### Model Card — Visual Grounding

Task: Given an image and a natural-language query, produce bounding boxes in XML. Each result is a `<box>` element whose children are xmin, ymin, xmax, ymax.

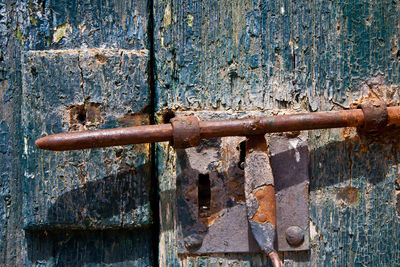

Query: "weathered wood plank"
<box><xmin>22</xmin><ymin>49</ymin><xmax>151</xmax><ymax>229</ymax></box>
<box><xmin>154</xmin><ymin>0</ymin><xmax>400</xmax><ymax>266</ymax></box>
<box><xmin>309</xmin><ymin>128</ymin><xmax>400</xmax><ymax>266</ymax></box>
<box><xmin>1</xmin><ymin>0</ymin><xmax>155</xmax><ymax>266</ymax></box>
<box><xmin>1</xmin><ymin>1</ymin><xmax>26</xmax><ymax>265</ymax></box>
<box><xmin>16</xmin><ymin>0</ymin><xmax>149</xmax><ymax>50</ymax></box>
<box><xmin>155</xmin><ymin>0</ymin><xmax>400</xmax><ymax>112</ymax></box>
<box><xmin>25</xmin><ymin>229</ymin><xmax>154</xmax><ymax>267</ymax></box>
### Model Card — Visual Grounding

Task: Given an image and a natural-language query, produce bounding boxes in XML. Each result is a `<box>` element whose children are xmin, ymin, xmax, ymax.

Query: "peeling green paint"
<box><xmin>1</xmin><ymin>0</ymin><xmax>154</xmax><ymax>266</ymax></box>
<box><xmin>16</xmin><ymin>27</ymin><xmax>24</xmax><ymax>46</ymax></box>
<box><xmin>186</xmin><ymin>14</ymin><xmax>193</xmax><ymax>27</ymax></box>
<box><xmin>22</xmin><ymin>49</ymin><xmax>152</xmax><ymax>229</ymax></box>
<box><xmin>163</xmin><ymin>3</ymin><xmax>172</xmax><ymax>27</ymax></box>
<box><xmin>53</xmin><ymin>22</ymin><xmax>72</xmax><ymax>43</ymax></box>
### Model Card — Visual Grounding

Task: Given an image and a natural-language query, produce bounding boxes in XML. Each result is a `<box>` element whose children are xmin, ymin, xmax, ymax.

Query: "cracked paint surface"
<box><xmin>22</xmin><ymin>49</ymin><xmax>151</xmax><ymax>229</ymax></box>
<box><xmin>154</xmin><ymin>0</ymin><xmax>400</xmax><ymax>266</ymax></box>
<box><xmin>1</xmin><ymin>0</ymin><xmax>400</xmax><ymax>266</ymax></box>
<box><xmin>0</xmin><ymin>0</ymin><xmax>154</xmax><ymax>265</ymax></box>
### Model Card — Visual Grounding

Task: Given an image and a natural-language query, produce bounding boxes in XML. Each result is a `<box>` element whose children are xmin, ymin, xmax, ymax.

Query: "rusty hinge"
<box><xmin>36</xmin><ymin>100</ymin><xmax>398</xmax><ymax>267</ymax></box>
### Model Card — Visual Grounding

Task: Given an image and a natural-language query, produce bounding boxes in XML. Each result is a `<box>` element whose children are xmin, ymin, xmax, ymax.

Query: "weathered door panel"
<box><xmin>21</xmin><ymin>48</ymin><xmax>154</xmax><ymax>266</ymax></box>
<box><xmin>22</xmin><ymin>49</ymin><xmax>151</xmax><ymax>230</ymax></box>
<box><xmin>1</xmin><ymin>0</ymin><xmax>155</xmax><ymax>266</ymax></box>
<box><xmin>154</xmin><ymin>0</ymin><xmax>400</xmax><ymax>266</ymax></box>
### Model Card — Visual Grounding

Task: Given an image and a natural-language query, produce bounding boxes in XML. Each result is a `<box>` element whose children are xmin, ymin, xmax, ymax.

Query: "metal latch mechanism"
<box><xmin>36</xmin><ymin>100</ymin><xmax>399</xmax><ymax>267</ymax></box>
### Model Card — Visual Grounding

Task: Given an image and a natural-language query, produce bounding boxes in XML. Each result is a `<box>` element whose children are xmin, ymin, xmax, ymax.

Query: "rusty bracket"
<box><xmin>171</xmin><ymin>116</ymin><xmax>200</xmax><ymax>149</ymax></box>
<box><xmin>176</xmin><ymin>136</ymin><xmax>262</xmax><ymax>254</ymax></box>
<box><xmin>359</xmin><ymin>100</ymin><xmax>388</xmax><ymax>133</ymax></box>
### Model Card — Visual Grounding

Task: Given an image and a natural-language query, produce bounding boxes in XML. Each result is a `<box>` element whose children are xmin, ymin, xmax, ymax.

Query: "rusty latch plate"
<box><xmin>175</xmin><ymin>113</ymin><xmax>310</xmax><ymax>254</ymax></box>
<box><xmin>269</xmin><ymin>134</ymin><xmax>310</xmax><ymax>251</ymax></box>
<box><xmin>176</xmin><ymin>136</ymin><xmax>261</xmax><ymax>253</ymax></box>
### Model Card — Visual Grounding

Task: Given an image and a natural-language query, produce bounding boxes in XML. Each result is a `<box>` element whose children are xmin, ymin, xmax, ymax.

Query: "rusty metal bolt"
<box><xmin>285</xmin><ymin>226</ymin><xmax>304</xmax><ymax>247</ymax></box>
<box><xmin>183</xmin><ymin>233</ymin><xmax>203</xmax><ymax>251</ymax></box>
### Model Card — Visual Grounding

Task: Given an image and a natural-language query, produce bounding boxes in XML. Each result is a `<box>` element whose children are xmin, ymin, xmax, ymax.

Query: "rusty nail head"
<box><xmin>285</xmin><ymin>226</ymin><xmax>304</xmax><ymax>246</ymax></box>
<box><xmin>183</xmin><ymin>233</ymin><xmax>203</xmax><ymax>251</ymax></box>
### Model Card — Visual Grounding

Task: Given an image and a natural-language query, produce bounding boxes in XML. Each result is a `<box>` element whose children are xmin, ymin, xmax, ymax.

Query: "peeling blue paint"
<box><xmin>154</xmin><ymin>0</ymin><xmax>400</xmax><ymax>265</ymax></box>
<box><xmin>1</xmin><ymin>0</ymin><xmax>400</xmax><ymax>266</ymax></box>
<box><xmin>0</xmin><ymin>121</ymin><xmax>9</xmax><ymax>154</ymax></box>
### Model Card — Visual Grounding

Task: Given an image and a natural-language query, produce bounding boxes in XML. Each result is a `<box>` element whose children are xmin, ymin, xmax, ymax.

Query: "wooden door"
<box><xmin>1</xmin><ymin>0</ymin><xmax>400</xmax><ymax>266</ymax></box>
<box><xmin>1</xmin><ymin>1</ymin><xmax>156</xmax><ymax>266</ymax></box>
<box><xmin>153</xmin><ymin>0</ymin><xmax>400</xmax><ymax>266</ymax></box>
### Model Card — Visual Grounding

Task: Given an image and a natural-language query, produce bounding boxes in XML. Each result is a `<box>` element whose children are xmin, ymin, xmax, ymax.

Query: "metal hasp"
<box><xmin>174</xmin><ymin>132</ymin><xmax>309</xmax><ymax>265</ymax></box>
<box><xmin>243</xmin><ymin>133</ymin><xmax>310</xmax><ymax>266</ymax></box>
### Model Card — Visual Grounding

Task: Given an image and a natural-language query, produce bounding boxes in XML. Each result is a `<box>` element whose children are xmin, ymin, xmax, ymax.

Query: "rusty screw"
<box><xmin>183</xmin><ymin>232</ymin><xmax>203</xmax><ymax>251</ymax></box>
<box><xmin>285</xmin><ymin>226</ymin><xmax>304</xmax><ymax>246</ymax></box>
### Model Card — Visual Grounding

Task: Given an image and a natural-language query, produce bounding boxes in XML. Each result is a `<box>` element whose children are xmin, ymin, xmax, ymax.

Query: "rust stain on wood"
<box><xmin>336</xmin><ymin>186</ymin><xmax>359</xmax><ymax>205</ymax></box>
<box><xmin>117</xmin><ymin>113</ymin><xmax>150</xmax><ymax>126</ymax></box>
<box><xmin>94</xmin><ymin>53</ymin><xmax>108</xmax><ymax>64</ymax></box>
<box><xmin>68</xmin><ymin>102</ymin><xmax>103</xmax><ymax>130</ymax></box>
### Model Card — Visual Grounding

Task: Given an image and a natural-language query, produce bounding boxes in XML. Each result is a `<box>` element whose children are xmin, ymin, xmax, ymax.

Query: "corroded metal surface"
<box><xmin>170</xmin><ymin>116</ymin><xmax>200</xmax><ymax>148</ymax></box>
<box><xmin>176</xmin><ymin>137</ymin><xmax>261</xmax><ymax>254</ymax></box>
<box><xmin>285</xmin><ymin>226</ymin><xmax>305</xmax><ymax>246</ymax></box>
<box><xmin>35</xmin><ymin>123</ymin><xmax>173</xmax><ymax>151</ymax></box>
<box><xmin>36</xmin><ymin>106</ymin><xmax>400</xmax><ymax>151</ymax></box>
<box><xmin>268</xmin><ymin>134</ymin><xmax>310</xmax><ymax>251</ymax></box>
<box><xmin>244</xmin><ymin>135</ymin><xmax>281</xmax><ymax>267</ymax></box>
<box><xmin>359</xmin><ymin>100</ymin><xmax>388</xmax><ymax>132</ymax></box>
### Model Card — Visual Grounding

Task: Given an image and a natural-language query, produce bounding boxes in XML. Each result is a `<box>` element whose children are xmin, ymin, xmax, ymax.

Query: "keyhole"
<box><xmin>198</xmin><ymin>173</ymin><xmax>211</xmax><ymax>218</ymax></box>
<box><xmin>238</xmin><ymin>141</ymin><xmax>246</xmax><ymax>170</ymax></box>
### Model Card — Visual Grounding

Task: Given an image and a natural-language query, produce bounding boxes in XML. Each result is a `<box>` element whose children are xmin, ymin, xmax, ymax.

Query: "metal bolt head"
<box><xmin>285</xmin><ymin>226</ymin><xmax>304</xmax><ymax>246</ymax></box>
<box><xmin>184</xmin><ymin>233</ymin><xmax>203</xmax><ymax>251</ymax></box>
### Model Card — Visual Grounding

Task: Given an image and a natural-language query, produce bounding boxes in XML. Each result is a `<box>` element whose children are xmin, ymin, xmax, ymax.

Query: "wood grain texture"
<box><xmin>1</xmin><ymin>0</ymin><xmax>155</xmax><ymax>266</ymax></box>
<box><xmin>25</xmin><ymin>228</ymin><xmax>154</xmax><ymax>267</ymax></box>
<box><xmin>22</xmin><ymin>49</ymin><xmax>151</xmax><ymax>229</ymax></box>
<box><xmin>154</xmin><ymin>0</ymin><xmax>400</xmax><ymax>266</ymax></box>
<box><xmin>1</xmin><ymin>0</ymin><xmax>400</xmax><ymax>266</ymax></box>
<box><xmin>154</xmin><ymin>0</ymin><xmax>400</xmax><ymax>112</ymax></box>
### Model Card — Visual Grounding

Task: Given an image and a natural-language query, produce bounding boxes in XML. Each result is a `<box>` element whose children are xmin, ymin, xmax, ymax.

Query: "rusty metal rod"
<box><xmin>35</xmin><ymin>106</ymin><xmax>400</xmax><ymax>151</ymax></box>
<box><xmin>268</xmin><ymin>252</ymin><xmax>282</xmax><ymax>267</ymax></box>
